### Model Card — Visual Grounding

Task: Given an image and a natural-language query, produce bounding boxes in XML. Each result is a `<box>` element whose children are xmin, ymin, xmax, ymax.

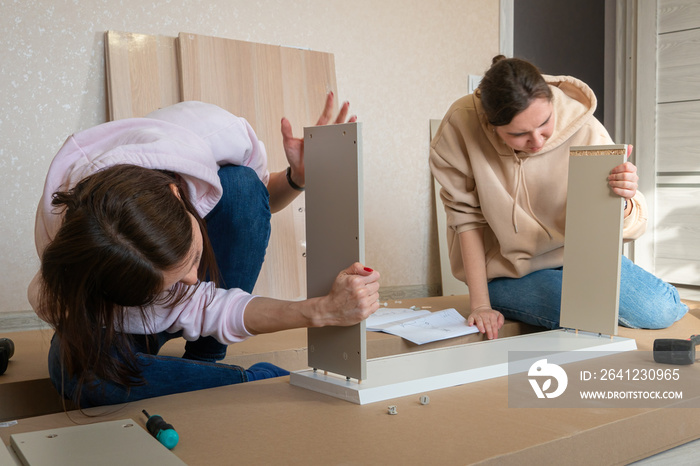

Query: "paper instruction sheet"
<box><xmin>366</xmin><ymin>308</ymin><xmax>478</xmax><ymax>345</ymax></box>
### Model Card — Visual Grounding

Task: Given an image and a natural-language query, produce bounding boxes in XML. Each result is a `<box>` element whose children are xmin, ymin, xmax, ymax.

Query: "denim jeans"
<box><xmin>488</xmin><ymin>255</ymin><xmax>688</xmax><ymax>330</ymax></box>
<box><xmin>184</xmin><ymin>164</ymin><xmax>272</xmax><ymax>361</ymax></box>
<box><xmin>48</xmin><ymin>165</ymin><xmax>289</xmax><ymax>407</ymax></box>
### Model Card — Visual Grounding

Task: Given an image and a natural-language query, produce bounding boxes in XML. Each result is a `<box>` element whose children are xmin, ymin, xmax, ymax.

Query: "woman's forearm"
<box><xmin>243</xmin><ymin>263</ymin><xmax>381</xmax><ymax>335</ymax></box>
<box><xmin>267</xmin><ymin>169</ymin><xmax>303</xmax><ymax>213</ymax></box>
<box><xmin>458</xmin><ymin>228</ymin><xmax>491</xmax><ymax>311</ymax></box>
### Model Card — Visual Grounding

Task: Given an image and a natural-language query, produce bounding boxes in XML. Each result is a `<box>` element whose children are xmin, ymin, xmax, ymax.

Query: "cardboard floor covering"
<box><xmin>2</xmin><ymin>295</ymin><xmax>700</xmax><ymax>464</ymax></box>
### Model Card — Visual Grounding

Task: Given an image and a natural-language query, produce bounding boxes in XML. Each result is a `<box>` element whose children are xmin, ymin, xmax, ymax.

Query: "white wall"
<box><xmin>0</xmin><ymin>0</ymin><xmax>499</xmax><ymax>313</ymax></box>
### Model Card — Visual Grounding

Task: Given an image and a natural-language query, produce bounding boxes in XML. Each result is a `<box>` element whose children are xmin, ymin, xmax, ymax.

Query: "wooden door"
<box><xmin>654</xmin><ymin>0</ymin><xmax>700</xmax><ymax>286</ymax></box>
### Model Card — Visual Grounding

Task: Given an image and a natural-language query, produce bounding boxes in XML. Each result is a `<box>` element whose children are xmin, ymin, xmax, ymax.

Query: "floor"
<box><xmin>3</xmin><ymin>286</ymin><xmax>700</xmax><ymax>463</ymax></box>
<box><xmin>633</xmin><ymin>439</ymin><xmax>700</xmax><ymax>465</ymax></box>
<box><xmin>631</xmin><ymin>285</ymin><xmax>700</xmax><ymax>464</ymax></box>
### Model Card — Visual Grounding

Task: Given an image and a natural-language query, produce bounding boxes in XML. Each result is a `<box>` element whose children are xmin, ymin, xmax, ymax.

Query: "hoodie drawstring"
<box><xmin>512</xmin><ymin>156</ymin><xmax>553</xmax><ymax>240</ymax></box>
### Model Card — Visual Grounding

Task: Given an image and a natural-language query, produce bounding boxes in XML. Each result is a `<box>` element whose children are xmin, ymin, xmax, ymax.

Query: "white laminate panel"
<box><xmin>291</xmin><ymin>330</ymin><xmax>636</xmax><ymax>404</ymax></box>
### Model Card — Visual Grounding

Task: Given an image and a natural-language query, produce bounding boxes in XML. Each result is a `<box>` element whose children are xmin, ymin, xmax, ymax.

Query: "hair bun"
<box><xmin>491</xmin><ymin>55</ymin><xmax>507</xmax><ymax>66</ymax></box>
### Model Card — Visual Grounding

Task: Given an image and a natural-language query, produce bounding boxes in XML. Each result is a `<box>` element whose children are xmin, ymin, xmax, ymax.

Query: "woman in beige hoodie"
<box><xmin>430</xmin><ymin>56</ymin><xmax>687</xmax><ymax>339</ymax></box>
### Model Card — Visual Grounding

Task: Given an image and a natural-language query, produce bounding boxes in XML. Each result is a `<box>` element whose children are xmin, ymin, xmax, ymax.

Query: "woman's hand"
<box><xmin>315</xmin><ymin>263</ymin><xmax>380</xmax><ymax>327</ymax></box>
<box><xmin>280</xmin><ymin>91</ymin><xmax>357</xmax><ymax>188</ymax></box>
<box><xmin>467</xmin><ymin>306</ymin><xmax>504</xmax><ymax>340</ymax></box>
<box><xmin>607</xmin><ymin>146</ymin><xmax>638</xmax><ymax>200</ymax></box>
<box><xmin>243</xmin><ymin>263</ymin><xmax>379</xmax><ymax>335</ymax></box>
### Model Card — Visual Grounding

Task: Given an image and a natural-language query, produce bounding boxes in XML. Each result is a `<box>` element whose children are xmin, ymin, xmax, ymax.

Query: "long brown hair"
<box><xmin>39</xmin><ymin>165</ymin><xmax>219</xmax><ymax>401</ymax></box>
<box><xmin>478</xmin><ymin>55</ymin><xmax>553</xmax><ymax>126</ymax></box>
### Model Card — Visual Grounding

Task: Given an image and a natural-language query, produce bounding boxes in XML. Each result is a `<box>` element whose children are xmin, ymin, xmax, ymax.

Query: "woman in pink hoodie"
<box><xmin>430</xmin><ymin>56</ymin><xmax>687</xmax><ymax>340</ymax></box>
<box><xmin>30</xmin><ymin>93</ymin><xmax>380</xmax><ymax>407</ymax></box>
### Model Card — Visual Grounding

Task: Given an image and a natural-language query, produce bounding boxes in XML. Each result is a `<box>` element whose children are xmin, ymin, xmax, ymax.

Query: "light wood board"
<box><xmin>104</xmin><ymin>31</ymin><xmax>180</xmax><ymax>120</ymax></box>
<box><xmin>431</xmin><ymin>119</ymin><xmax>469</xmax><ymax>296</ymax></box>
<box><xmin>305</xmin><ymin>123</ymin><xmax>366</xmax><ymax>380</ymax></box>
<box><xmin>178</xmin><ymin>33</ymin><xmax>339</xmax><ymax>300</ymax></box>
<box><xmin>559</xmin><ymin>145</ymin><xmax>627</xmax><ymax>335</ymax></box>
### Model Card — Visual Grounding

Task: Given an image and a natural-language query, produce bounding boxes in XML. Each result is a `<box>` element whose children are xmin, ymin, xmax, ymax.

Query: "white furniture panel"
<box><xmin>10</xmin><ymin>420</ymin><xmax>186</xmax><ymax>466</ymax></box>
<box><xmin>291</xmin><ymin>330</ymin><xmax>636</xmax><ymax>404</ymax></box>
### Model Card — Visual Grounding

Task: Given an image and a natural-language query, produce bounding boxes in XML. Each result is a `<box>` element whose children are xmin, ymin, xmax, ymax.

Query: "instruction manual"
<box><xmin>366</xmin><ymin>308</ymin><xmax>478</xmax><ymax>345</ymax></box>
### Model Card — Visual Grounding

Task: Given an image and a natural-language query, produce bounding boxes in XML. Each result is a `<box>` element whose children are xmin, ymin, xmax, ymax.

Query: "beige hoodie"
<box><xmin>429</xmin><ymin>75</ymin><xmax>647</xmax><ymax>283</ymax></box>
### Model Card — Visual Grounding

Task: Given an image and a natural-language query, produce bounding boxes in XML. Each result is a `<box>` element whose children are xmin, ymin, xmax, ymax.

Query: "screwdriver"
<box><xmin>142</xmin><ymin>409</ymin><xmax>179</xmax><ymax>449</ymax></box>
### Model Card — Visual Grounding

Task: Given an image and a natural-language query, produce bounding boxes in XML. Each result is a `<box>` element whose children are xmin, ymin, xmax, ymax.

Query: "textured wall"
<box><xmin>0</xmin><ymin>0</ymin><xmax>499</xmax><ymax>313</ymax></box>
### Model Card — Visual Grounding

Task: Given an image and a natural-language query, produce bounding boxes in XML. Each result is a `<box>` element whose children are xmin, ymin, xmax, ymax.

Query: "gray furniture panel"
<box><xmin>560</xmin><ymin>145</ymin><xmax>626</xmax><ymax>336</ymax></box>
<box><xmin>304</xmin><ymin>122</ymin><xmax>366</xmax><ymax>380</ymax></box>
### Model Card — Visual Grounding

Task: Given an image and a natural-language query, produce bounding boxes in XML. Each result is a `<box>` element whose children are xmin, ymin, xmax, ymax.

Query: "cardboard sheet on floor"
<box><xmin>0</xmin><ymin>329</ymin><xmax>72</xmax><ymax>422</ymax></box>
<box><xmin>178</xmin><ymin>32</ymin><xmax>339</xmax><ymax>300</ymax></box>
<box><xmin>3</xmin><ymin>302</ymin><xmax>700</xmax><ymax>464</ymax></box>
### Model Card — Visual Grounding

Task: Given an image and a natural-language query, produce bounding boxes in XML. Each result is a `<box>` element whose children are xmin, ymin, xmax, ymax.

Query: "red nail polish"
<box><xmin>364</xmin><ymin>267</ymin><xmax>373</xmax><ymax>272</ymax></box>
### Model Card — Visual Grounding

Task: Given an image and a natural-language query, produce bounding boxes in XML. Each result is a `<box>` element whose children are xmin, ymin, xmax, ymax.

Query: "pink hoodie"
<box><xmin>28</xmin><ymin>101</ymin><xmax>270</xmax><ymax>343</ymax></box>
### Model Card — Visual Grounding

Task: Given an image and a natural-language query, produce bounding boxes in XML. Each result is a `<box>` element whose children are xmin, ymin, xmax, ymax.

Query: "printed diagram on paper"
<box><xmin>366</xmin><ymin>308</ymin><xmax>478</xmax><ymax>345</ymax></box>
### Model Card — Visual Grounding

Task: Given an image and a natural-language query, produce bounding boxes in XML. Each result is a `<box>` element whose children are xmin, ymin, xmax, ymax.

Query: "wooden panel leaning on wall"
<box><xmin>105</xmin><ymin>30</ymin><xmax>339</xmax><ymax>300</ymax></box>
<box><xmin>178</xmin><ymin>32</ymin><xmax>339</xmax><ymax>300</ymax></box>
<box><xmin>104</xmin><ymin>31</ymin><xmax>181</xmax><ymax>120</ymax></box>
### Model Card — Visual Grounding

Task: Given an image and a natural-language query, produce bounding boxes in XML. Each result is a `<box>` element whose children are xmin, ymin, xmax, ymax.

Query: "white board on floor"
<box><xmin>10</xmin><ymin>419</ymin><xmax>185</xmax><ymax>466</ymax></box>
<box><xmin>290</xmin><ymin>329</ymin><xmax>636</xmax><ymax>404</ymax></box>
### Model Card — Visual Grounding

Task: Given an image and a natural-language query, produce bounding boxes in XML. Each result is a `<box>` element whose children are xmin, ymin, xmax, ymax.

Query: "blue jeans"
<box><xmin>488</xmin><ymin>256</ymin><xmax>688</xmax><ymax>330</ymax></box>
<box><xmin>48</xmin><ymin>166</ymin><xmax>289</xmax><ymax>407</ymax></box>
